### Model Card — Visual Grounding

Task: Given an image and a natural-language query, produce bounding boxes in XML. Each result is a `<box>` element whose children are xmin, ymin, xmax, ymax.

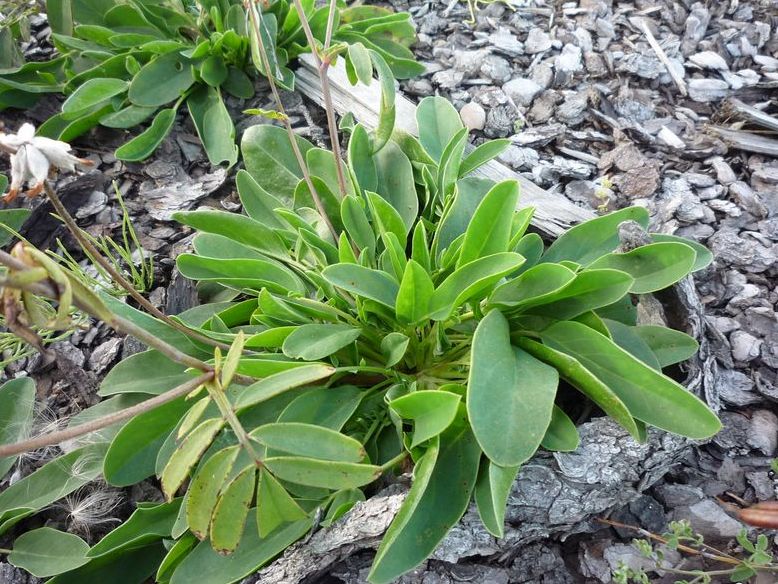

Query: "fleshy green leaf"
<box><xmin>170</xmin><ymin>516</ymin><xmax>311</xmax><ymax>584</ymax></box>
<box><xmin>115</xmin><ymin>107</ymin><xmax>176</xmax><ymax>162</ymax></box>
<box><xmin>161</xmin><ymin>418</ymin><xmax>225</xmax><ymax>500</ymax></box>
<box><xmin>523</xmin><ymin>269</ymin><xmax>635</xmax><ymax>320</ymax></box>
<box><xmin>174</xmin><ymin>210</ymin><xmax>287</xmax><ymax>259</ymax></box>
<box><xmin>256</xmin><ymin>468</ymin><xmax>307</xmax><ymax>538</ymax></box>
<box><xmin>87</xmin><ymin>499</ymin><xmax>182</xmax><ymax>558</ymax></box>
<box><xmin>264</xmin><ymin>457</ymin><xmax>381</xmax><ymax>489</ymax></box>
<box><xmin>373</xmin><ymin>141</ymin><xmax>418</xmax><ymax>232</ymax></box>
<box><xmin>459</xmin><ymin>139</ymin><xmax>510</xmax><ymax>177</ymax></box>
<box><xmin>210</xmin><ymin>466</ymin><xmax>256</xmax><ymax>555</ymax></box>
<box><xmin>128</xmin><ymin>51</ymin><xmax>194</xmax><ymax>107</ymax></box>
<box><xmin>542</xmin><ymin>206</ymin><xmax>650</xmax><ymax>266</ymax></box>
<box><xmin>516</xmin><ymin>337</ymin><xmax>641</xmax><ymax>440</ymax></box>
<box><xmin>8</xmin><ymin>528</ymin><xmax>89</xmax><ymax>577</ymax></box>
<box><xmin>474</xmin><ymin>460</ymin><xmax>519</xmax><ymax>538</ymax></box>
<box><xmin>389</xmin><ymin>390</ymin><xmax>461</xmax><ymax>448</ymax></box>
<box><xmin>347</xmin><ymin>42</ymin><xmax>373</xmax><ymax>85</ymax></box>
<box><xmin>99</xmin><ymin>350</ymin><xmax>193</xmax><ymax>396</ymax></box>
<box><xmin>368</xmin><ymin>413</ymin><xmax>480</xmax><ymax>584</ymax></box>
<box><xmin>281</xmin><ymin>324</ymin><xmax>361</xmax><ymax>361</ymax></box>
<box><xmin>241</xmin><ymin>124</ymin><xmax>314</xmax><ymax>204</ymax></box>
<box><xmin>187</xmin><ymin>85</ymin><xmax>238</xmax><ymax>167</ymax></box>
<box><xmin>541</xmin><ymin>406</ymin><xmax>580</xmax><ymax>451</ymax></box>
<box><xmin>588</xmin><ymin>242</ymin><xmax>697</xmax><ymax>293</ymax></box>
<box><xmin>62</xmin><ymin>77</ymin><xmax>127</xmax><ymax>114</ymax></box>
<box><xmin>457</xmin><ymin>180</ymin><xmax>519</xmax><ymax>267</ymax></box>
<box><xmin>428</xmin><ymin>252</ymin><xmax>525</xmax><ymax>320</ymax></box>
<box><xmin>322</xmin><ymin>264</ymin><xmax>399</xmax><ymax>309</ymax></box>
<box><xmin>177</xmin><ymin>254</ymin><xmax>305</xmax><ymax>295</ymax></box>
<box><xmin>651</xmin><ymin>233</ymin><xmax>713</xmax><ymax>272</ymax></box>
<box><xmin>633</xmin><ymin>325</ymin><xmax>699</xmax><ymax>367</ymax></box>
<box><xmin>468</xmin><ymin>310</ymin><xmax>557</xmax><ymax>466</ymax></box>
<box><xmin>380</xmin><ymin>332</ymin><xmax>410</xmax><ymax>367</ymax></box>
<box><xmin>395</xmin><ymin>260</ymin><xmax>433</xmax><ymax>325</ymax></box>
<box><xmin>104</xmin><ymin>397</ymin><xmax>193</xmax><ymax>487</ymax></box>
<box><xmin>187</xmin><ymin>446</ymin><xmax>239</xmax><ymax>540</ymax></box>
<box><xmin>251</xmin><ymin>423</ymin><xmax>366</xmax><ymax>462</ymax></box>
<box><xmin>540</xmin><ymin>321</ymin><xmax>721</xmax><ymax>439</ymax></box>
<box><xmin>489</xmin><ymin>263</ymin><xmax>577</xmax><ymax>309</ymax></box>
<box><xmin>0</xmin><ymin>378</ymin><xmax>36</xmax><ymax>479</ymax></box>
<box><xmin>235</xmin><ymin>364</ymin><xmax>335</xmax><ymax>409</ymax></box>
<box><xmin>416</xmin><ymin>96</ymin><xmax>463</xmax><ymax>163</ymax></box>
<box><xmin>603</xmin><ymin>319</ymin><xmax>661</xmax><ymax>370</ymax></box>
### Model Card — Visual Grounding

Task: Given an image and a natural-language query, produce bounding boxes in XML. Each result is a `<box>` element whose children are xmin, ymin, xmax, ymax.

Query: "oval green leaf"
<box><xmin>251</xmin><ymin>423</ymin><xmax>366</xmax><ymax>462</ymax></box>
<box><xmin>468</xmin><ymin>310</ymin><xmax>558</xmax><ymax>466</ymax></box>
<box><xmin>540</xmin><ymin>321</ymin><xmax>721</xmax><ymax>439</ymax></box>
<box><xmin>282</xmin><ymin>324</ymin><xmax>362</xmax><ymax>361</ymax></box>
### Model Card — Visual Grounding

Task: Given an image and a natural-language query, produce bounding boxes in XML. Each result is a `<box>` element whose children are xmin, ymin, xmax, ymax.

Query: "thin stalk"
<box><xmin>595</xmin><ymin>518</ymin><xmax>741</xmax><ymax>566</ymax></box>
<box><xmin>379</xmin><ymin>451</ymin><xmax>408</xmax><ymax>472</ymax></box>
<box><xmin>0</xmin><ymin>372</ymin><xmax>213</xmax><ymax>458</ymax></box>
<box><xmin>0</xmin><ymin>256</ymin><xmax>212</xmax><ymax>373</ymax></box>
<box><xmin>207</xmin><ymin>383</ymin><xmax>263</xmax><ymax>466</ymax></box>
<box><xmin>42</xmin><ymin>181</ymin><xmax>230</xmax><ymax>352</ymax></box>
<box><xmin>290</xmin><ymin>0</ymin><xmax>348</xmax><ymax>198</ymax></box>
<box><xmin>245</xmin><ymin>0</ymin><xmax>339</xmax><ymax>241</ymax></box>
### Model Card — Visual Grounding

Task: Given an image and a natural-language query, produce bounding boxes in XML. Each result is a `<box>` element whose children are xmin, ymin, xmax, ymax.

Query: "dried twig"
<box><xmin>0</xmin><ymin>372</ymin><xmax>213</xmax><ymax>458</ymax></box>
<box><xmin>639</xmin><ymin>19</ymin><xmax>688</xmax><ymax>97</ymax></box>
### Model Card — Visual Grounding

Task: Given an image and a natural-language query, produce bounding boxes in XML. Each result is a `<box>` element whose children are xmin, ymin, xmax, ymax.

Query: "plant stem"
<box><xmin>42</xmin><ymin>181</ymin><xmax>230</xmax><ymax>352</ymax></box>
<box><xmin>245</xmin><ymin>0</ymin><xmax>339</xmax><ymax>242</ymax></box>
<box><xmin>0</xmin><ymin>255</ymin><xmax>213</xmax><ymax>374</ymax></box>
<box><xmin>290</xmin><ymin>0</ymin><xmax>348</xmax><ymax>198</ymax></box>
<box><xmin>0</xmin><ymin>372</ymin><xmax>213</xmax><ymax>458</ymax></box>
<box><xmin>595</xmin><ymin>518</ymin><xmax>741</xmax><ymax>566</ymax></box>
<box><xmin>380</xmin><ymin>451</ymin><xmax>408</xmax><ymax>472</ymax></box>
<box><xmin>0</xmin><ymin>548</ymin><xmax>12</xmax><ymax>554</ymax></box>
<box><xmin>206</xmin><ymin>381</ymin><xmax>264</xmax><ymax>466</ymax></box>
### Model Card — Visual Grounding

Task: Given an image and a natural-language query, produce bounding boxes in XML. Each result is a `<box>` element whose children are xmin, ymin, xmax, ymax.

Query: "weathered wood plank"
<box><xmin>294</xmin><ymin>55</ymin><xmax>595</xmax><ymax>237</ymax></box>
